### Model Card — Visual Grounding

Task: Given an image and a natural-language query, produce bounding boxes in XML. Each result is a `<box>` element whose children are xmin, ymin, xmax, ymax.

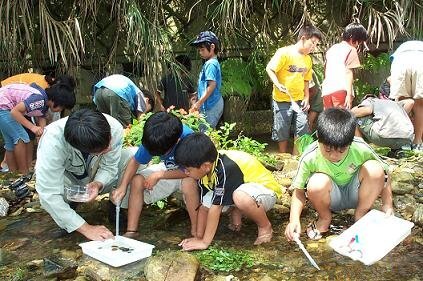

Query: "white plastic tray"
<box><xmin>79</xmin><ymin>236</ymin><xmax>155</xmax><ymax>267</ymax></box>
<box><xmin>329</xmin><ymin>209</ymin><xmax>414</xmax><ymax>265</ymax></box>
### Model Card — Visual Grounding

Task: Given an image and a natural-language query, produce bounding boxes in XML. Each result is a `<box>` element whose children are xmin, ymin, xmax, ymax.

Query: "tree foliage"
<box><xmin>0</xmin><ymin>0</ymin><xmax>422</xmax><ymax>88</ymax></box>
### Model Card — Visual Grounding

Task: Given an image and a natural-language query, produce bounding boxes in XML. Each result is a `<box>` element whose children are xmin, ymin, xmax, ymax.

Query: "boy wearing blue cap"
<box><xmin>190</xmin><ymin>31</ymin><xmax>223</xmax><ymax>128</ymax></box>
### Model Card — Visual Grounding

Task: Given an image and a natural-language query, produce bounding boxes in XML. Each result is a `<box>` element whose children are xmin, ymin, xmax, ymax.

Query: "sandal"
<box><xmin>123</xmin><ymin>230</ymin><xmax>139</xmax><ymax>239</ymax></box>
<box><xmin>306</xmin><ymin>221</ymin><xmax>328</xmax><ymax>240</ymax></box>
<box><xmin>14</xmin><ymin>183</ymin><xmax>30</xmax><ymax>199</ymax></box>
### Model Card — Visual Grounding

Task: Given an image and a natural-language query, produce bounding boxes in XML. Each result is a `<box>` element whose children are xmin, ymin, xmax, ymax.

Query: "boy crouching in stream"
<box><xmin>175</xmin><ymin>132</ymin><xmax>283</xmax><ymax>251</ymax></box>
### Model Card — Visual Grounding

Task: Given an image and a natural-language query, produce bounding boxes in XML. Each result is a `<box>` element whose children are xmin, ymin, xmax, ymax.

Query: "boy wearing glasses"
<box><xmin>266</xmin><ymin>25</ymin><xmax>322</xmax><ymax>154</ymax></box>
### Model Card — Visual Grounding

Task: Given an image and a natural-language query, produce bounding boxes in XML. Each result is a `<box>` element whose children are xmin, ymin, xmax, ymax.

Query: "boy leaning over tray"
<box><xmin>175</xmin><ymin>132</ymin><xmax>283</xmax><ymax>251</ymax></box>
<box><xmin>285</xmin><ymin>108</ymin><xmax>393</xmax><ymax>241</ymax></box>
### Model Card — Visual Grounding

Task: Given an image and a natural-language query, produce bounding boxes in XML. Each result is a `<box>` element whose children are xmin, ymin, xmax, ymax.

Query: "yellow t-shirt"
<box><xmin>267</xmin><ymin>45</ymin><xmax>312</xmax><ymax>102</ymax></box>
<box><xmin>1</xmin><ymin>73</ymin><xmax>49</xmax><ymax>89</ymax></box>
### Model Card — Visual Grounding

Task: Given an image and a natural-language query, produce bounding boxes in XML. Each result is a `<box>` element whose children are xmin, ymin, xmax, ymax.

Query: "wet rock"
<box><xmin>43</xmin><ymin>256</ymin><xmax>78</xmax><ymax>279</ymax></box>
<box><xmin>0</xmin><ymin>188</ymin><xmax>15</xmax><ymax>201</ymax></box>
<box><xmin>391</xmin><ymin>181</ymin><xmax>415</xmax><ymax>195</ymax></box>
<box><xmin>26</xmin><ymin>259</ymin><xmax>44</xmax><ymax>270</ymax></box>
<box><xmin>274</xmin><ymin>176</ymin><xmax>292</xmax><ymax>188</ymax></box>
<box><xmin>2</xmin><ymin>238</ymin><xmax>30</xmax><ymax>251</ymax></box>
<box><xmin>391</xmin><ymin>168</ymin><xmax>416</xmax><ymax>184</ymax></box>
<box><xmin>0</xmin><ymin>248</ymin><xmax>17</xmax><ymax>266</ymax></box>
<box><xmin>10</xmin><ymin>206</ymin><xmax>24</xmax><ymax>216</ymax></box>
<box><xmin>144</xmin><ymin>251</ymin><xmax>199</xmax><ymax>281</ymax></box>
<box><xmin>60</xmin><ymin>249</ymin><xmax>83</xmax><ymax>261</ymax></box>
<box><xmin>393</xmin><ymin>194</ymin><xmax>417</xmax><ymax>220</ymax></box>
<box><xmin>258</xmin><ymin>275</ymin><xmax>278</xmax><ymax>281</ymax></box>
<box><xmin>208</xmin><ymin>275</ymin><xmax>239</xmax><ymax>281</ymax></box>
<box><xmin>415</xmin><ymin>190</ymin><xmax>423</xmax><ymax>204</ymax></box>
<box><xmin>280</xmin><ymin>159</ymin><xmax>299</xmax><ymax>178</ymax></box>
<box><xmin>80</xmin><ymin>264</ymin><xmax>111</xmax><ymax>281</ymax></box>
<box><xmin>412</xmin><ymin>204</ymin><xmax>423</xmax><ymax>226</ymax></box>
<box><xmin>271</xmin><ymin>204</ymin><xmax>289</xmax><ymax>215</ymax></box>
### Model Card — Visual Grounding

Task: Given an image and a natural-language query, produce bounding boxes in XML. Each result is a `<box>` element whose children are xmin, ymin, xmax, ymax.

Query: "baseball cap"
<box><xmin>191</xmin><ymin>31</ymin><xmax>219</xmax><ymax>46</ymax></box>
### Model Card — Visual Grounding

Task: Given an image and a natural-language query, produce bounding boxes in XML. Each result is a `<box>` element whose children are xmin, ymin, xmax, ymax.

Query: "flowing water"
<box><xmin>0</xmin><ymin>197</ymin><xmax>422</xmax><ymax>281</ymax></box>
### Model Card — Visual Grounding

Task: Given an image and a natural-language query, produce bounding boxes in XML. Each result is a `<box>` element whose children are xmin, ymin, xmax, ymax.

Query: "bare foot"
<box><xmin>254</xmin><ymin>225</ymin><xmax>273</xmax><ymax>245</ymax></box>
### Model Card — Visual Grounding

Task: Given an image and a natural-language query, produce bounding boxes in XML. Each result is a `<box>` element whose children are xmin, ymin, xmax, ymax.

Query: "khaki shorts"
<box><xmin>201</xmin><ymin>183</ymin><xmax>276</xmax><ymax>212</ymax></box>
<box><xmin>390</xmin><ymin>54</ymin><xmax>423</xmax><ymax>100</ymax></box>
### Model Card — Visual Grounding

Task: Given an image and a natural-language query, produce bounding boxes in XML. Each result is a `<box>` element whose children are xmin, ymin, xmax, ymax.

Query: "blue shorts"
<box><xmin>202</xmin><ymin>96</ymin><xmax>223</xmax><ymax>129</ymax></box>
<box><xmin>271</xmin><ymin>100</ymin><xmax>309</xmax><ymax>142</ymax></box>
<box><xmin>0</xmin><ymin>110</ymin><xmax>30</xmax><ymax>151</ymax></box>
<box><xmin>329</xmin><ymin>172</ymin><xmax>360</xmax><ymax>211</ymax></box>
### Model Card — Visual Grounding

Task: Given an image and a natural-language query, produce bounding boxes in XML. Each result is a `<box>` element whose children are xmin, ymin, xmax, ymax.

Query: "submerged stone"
<box><xmin>43</xmin><ymin>256</ymin><xmax>78</xmax><ymax>279</ymax></box>
<box><xmin>144</xmin><ymin>251</ymin><xmax>199</xmax><ymax>281</ymax></box>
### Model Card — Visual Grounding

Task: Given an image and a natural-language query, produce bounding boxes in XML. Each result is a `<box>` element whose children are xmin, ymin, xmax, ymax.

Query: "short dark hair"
<box><xmin>45</xmin><ymin>83</ymin><xmax>76</xmax><ymax>109</ymax></box>
<box><xmin>141</xmin><ymin>89</ymin><xmax>155</xmax><ymax>112</ymax></box>
<box><xmin>55</xmin><ymin>75</ymin><xmax>76</xmax><ymax>90</ymax></box>
<box><xmin>142</xmin><ymin>111</ymin><xmax>182</xmax><ymax>156</ymax></box>
<box><xmin>64</xmin><ymin>109</ymin><xmax>111</xmax><ymax>153</ymax></box>
<box><xmin>316</xmin><ymin>108</ymin><xmax>356</xmax><ymax>149</ymax></box>
<box><xmin>342</xmin><ymin>23</ymin><xmax>368</xmax><ymax>43</ymax></box>
<box><xmin>197</xmin><ymin>41</ymin><xmax>220</xmax><ymax>53</ymax></box>
<box><xmin>175</xmin><ymin>132</ymin><xmax>217</xmax><ymax>168</ymax></box>
<box><xmin>298</xmin><ymin>25</ymin><xmax>322</xmax><ymax>41</ymax></box>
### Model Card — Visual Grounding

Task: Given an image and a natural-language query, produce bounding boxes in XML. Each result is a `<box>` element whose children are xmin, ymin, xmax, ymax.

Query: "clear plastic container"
<box><xmin>65</xmin><ymin>185</ymin><xmax>90</xmax><ymax>202</ymax></box>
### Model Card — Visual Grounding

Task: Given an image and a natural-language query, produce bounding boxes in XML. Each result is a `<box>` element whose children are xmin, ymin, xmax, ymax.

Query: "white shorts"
<box><xmin>201</xmin><ymin>183</ymin><xmax>276</xmax><ymax>212</ymax></box>
<box><xmin>138</xmin><ymin>163</ymin><xmax>182</xmax><ymax>204</ymax></box>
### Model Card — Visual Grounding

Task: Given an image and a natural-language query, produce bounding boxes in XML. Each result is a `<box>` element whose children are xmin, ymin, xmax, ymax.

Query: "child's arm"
<box><xmin>302</xmin><ymin>80</ymin><xmax>310</xmax><ymax>110</ymax></box>
<box><xmin>179</xmin><ymin>204</ymin><xmax>223</xmax><ymax>251</ymax></box>
<box><xmin>111</xmin><ymin>157</ymin><xmax>139</xmax><ymax>203</ymax></box>
<box><xmin>36</xmin><ymin>116</ymin><xmax>47</xmax><ymax>130</ymax></box>
<box><xmin>266</xmin><ymin>66</ymin><xmax>287</xmax><ymax>93</ymax></box>
<box><xmin>350</xmin><ymin>105</ymin><xmax>373</xmax><ymax>117</ymax></box>
<box><xmin>345</xmin><ymin>68</ymin><xmax>354</xmax><ymax>109</ymax></box>
<box><xmin>190</xmin><ymin>80</ymin><xmax>216</xmax><ymax>112</ymax></box>
<box><xmin>285</xmin><ymin>188</ymin><xmax>307</xmax><ymax>241</ymax></box>
<box><xmin>144</xmin><ymin>169</ymin><xmax>188</xmax><ymax>190</ymax></box>
<box><xmin>10</xmin><ymin>102</ymin><xmax>43</xmax><ymax>136</ymax></box>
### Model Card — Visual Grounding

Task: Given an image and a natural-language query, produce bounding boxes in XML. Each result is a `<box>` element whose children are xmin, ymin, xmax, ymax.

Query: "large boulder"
<box><xmin>144</xmin><ymin>251</ymin><xmax>199</xmax><ymax>281</ymax></box>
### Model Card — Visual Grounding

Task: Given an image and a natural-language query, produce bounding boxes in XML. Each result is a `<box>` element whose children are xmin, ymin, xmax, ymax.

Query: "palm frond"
<box><xmin>39</xmin><ymin>0</ymin><xmax>84</xmax><ymax>68</ymax></box>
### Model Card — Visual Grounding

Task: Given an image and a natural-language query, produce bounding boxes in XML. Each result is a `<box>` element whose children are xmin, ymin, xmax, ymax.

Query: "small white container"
<box><xmin>65</xmin><ymin>185</ymin><xmax>90</xmax><ymax>202</ymax></box>
<box><xmin>79</xmin><ymin>236</ymin><xmax>155</xmax><ymax>267</ymax></box>
<box><xmin>329</xmin><ymin>209</ymin><xmax>414</xmax><ymax>265</ymax></box>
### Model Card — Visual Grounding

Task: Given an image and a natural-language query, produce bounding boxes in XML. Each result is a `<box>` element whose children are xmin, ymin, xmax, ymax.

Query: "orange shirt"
<box><xmin>1</xmin><ymin>73</ymin><xmax>49</xmax><ymax>89</ymax></box>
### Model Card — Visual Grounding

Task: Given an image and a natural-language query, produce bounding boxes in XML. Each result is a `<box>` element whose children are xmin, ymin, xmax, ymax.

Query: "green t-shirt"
<box><xmin>292</xmin><ymin>137</ymin><xmax>388</xmax><ymax>189</ymax></box>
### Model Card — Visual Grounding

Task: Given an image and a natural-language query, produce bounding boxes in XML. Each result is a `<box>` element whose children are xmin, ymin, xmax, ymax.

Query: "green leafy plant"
<box><xmin>361</xmin><ymin>53</ymin><xmax>390</xmax><ymax>71</ymax></box>
<box><xmin>209</xmin><ymin>122</ymin><xmax>277</xmax><ymax>166</ymax></box>
<box><xmin>193</xmin><ymin>246</ymin><xmax>254</xmax><ymax>272</ymax></box>
<box><xmin>221</xmin><ymin>58</ymin><xmax>253</xmax><ymax>99</ymax></box>
<box><xmin>124</xmin><ymin>109</ymin><xmax>209</xmax><ymax>147</ymax></box>
<box><xmin>124</xmin><ymin>113</ymin><xmax>276</xmax><ymax>167</ymax></box>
